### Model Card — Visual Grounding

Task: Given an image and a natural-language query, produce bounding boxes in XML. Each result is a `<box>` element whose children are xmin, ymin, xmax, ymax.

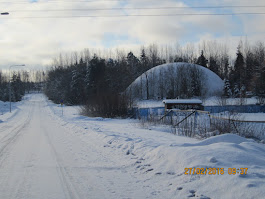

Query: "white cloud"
<box><xmin>0</xmin><ymin>0</ymin><xmax>264</xmax><ymax>70</ymax></box>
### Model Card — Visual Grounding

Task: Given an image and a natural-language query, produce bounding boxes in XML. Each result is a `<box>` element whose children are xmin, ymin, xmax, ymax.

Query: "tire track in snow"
<box><xmin>44</xmin><ymin>95</ymin><xmax>154</xmax><ymax>198</ymax></box>
<box><xmin>0</xmin><ymin>101</ymin><xmax>35</xmax><ymax>199</ymax></box>
<box><xmin>13</xmin><ymin>152</ymin><xmax>36</xmax><ymax>199</ymax></box>
<box><xmin>0</xmin><ymin>101</ymin><xmax>33</xmax><ymax>166</ymax></box>
<box><xmin>43</xmin><ymin>125</ymin><xmax>82</xmax><ymax>199</ymax></box>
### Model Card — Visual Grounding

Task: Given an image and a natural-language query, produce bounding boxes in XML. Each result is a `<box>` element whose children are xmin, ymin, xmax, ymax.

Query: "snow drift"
<box><xmin>127</xmin><ymin>62</ymin><xmax>224</xmax><ymax>100</ymax></box>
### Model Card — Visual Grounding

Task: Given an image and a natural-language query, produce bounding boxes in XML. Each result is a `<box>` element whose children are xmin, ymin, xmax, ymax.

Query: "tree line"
<box><xmin>0</xmin><ymin>70</ymin><xmax>45</xmax><ymax>102</ymax></box>
<box><xmin>44</xmin><ymin>40</ymin><xmax>265</xmax><ymax>116</ymax></box>
<box><xmin>45</xmin><ymin>45</ymin><xmax>165</xmax><ymax>105</ymax></box>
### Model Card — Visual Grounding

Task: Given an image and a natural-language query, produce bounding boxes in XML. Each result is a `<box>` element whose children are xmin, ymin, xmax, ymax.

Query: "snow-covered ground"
<box><xmin>240</xmin><ymin>113</ymin><xmax>265</xmax><ymax>121</ymax></box>
<box><xmin>212</xmin><ymin>112</ymin><xmax>265</xmax><ymax>122</ymax></box>
<box><xmin>0</xmin><ymin>100</ymin><xmax>20</xmax><ymax>121</ymax></box>
<box><xmin>203</xmin><ymin>97</ymin><xmax>259</xmax><ymax>106</ymax></box>
<box><xmin>0</xmin><ymin>94</ymin><xmax>264</xmax><ymax>199</ymax></box>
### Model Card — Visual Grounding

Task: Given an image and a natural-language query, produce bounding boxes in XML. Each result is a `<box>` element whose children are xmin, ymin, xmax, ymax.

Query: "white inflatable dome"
<box><xmin>127</xmin><ymin>62</ymin><xmax>224</xmax><ymax>99</ymax></box>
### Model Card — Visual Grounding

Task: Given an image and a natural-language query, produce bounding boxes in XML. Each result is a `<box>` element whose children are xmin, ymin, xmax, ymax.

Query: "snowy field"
<box><xmin>0</xmin><ymin>94</ymin><xmax>264</xmax><ymax>199</ymax></box>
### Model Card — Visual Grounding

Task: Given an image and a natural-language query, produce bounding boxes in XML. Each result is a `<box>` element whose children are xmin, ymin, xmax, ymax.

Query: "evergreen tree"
<box><xmin>223</xmin><ymin>78</ymin><xmax>232</xmax><ymax>97</ymax></box>
<box><xmin>208</xmin><ymin>56</ymin><xmax>219</xmax><ymax>75</ymax></box>
<box><xmin>87</xmin><ymin>54</ymin><xmax>106</xmax><ymax>96</ymax></box>
<box><xmin>223</xmin><ymin>56</ymin><xmax>229</xmax><ymax>79</ymax></box>
<box><xmin>11</xmin><ymin>73</ymin><xmax>25</xmax><ymax>101</ymax></box>
<box><xmin>127</xmin><ymin>51</ymin><xmax>140</xmax><ymax>80</ymax></box>
<box><xmin>245</xmin><ymin>51</ymin><xmax>257</xmax><ymax>91</ymax></box>
<box><xmin>233</xmin><ymin>84</ymin><xmax>240</xmax><ymax>98</ymax></box>
<box><xmin>233</xmin><ymin>45</ymin><xmax>245</xmax><ymax>89</ymax></box>
<box><xmin>70</xmin><ymin>67</ymin><xmax>85</xmax><ymax>104</ymax></box>
<box><xmin>140</xmin><ymin>48</ymin><xmax>149</xmax><ymax>73</ymax></box>
<box><xmin>196</xmin><ymin>50</ymin><xmax>208</xmax><ymax>67</ymax></box>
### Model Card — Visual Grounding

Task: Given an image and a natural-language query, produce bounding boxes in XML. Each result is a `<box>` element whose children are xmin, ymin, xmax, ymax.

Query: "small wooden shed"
<box><xmin>162</xmin><ymin>99</ymin><xmax>203</xmax><ymax>111</ymax></box>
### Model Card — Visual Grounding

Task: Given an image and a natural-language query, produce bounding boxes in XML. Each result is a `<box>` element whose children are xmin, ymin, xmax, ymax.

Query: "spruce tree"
<box><xmin>196</xmin><ymin>50</ymin><xmax>208</xmax><ymax>67</ymax></box>
<box><xmin>223</xmin><ymin>78</ymin><xmax>232</xmax><ymax>97</ymax></box>
<box><xmin>233</xmin><ymin>45</ymin><xmax>245</xmax><ymax>89</ymax></box>
<box><xmin>209</xmin><ymin>56</ymin><xmax>219</xmax><ymax>75</ymax></box>
<box><xmin>140</xmin><ymin>48</ymin><xmax>149</xmax><ymax>73</ymax></box>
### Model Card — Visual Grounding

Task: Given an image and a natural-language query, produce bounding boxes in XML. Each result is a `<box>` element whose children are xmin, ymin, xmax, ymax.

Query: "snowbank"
<box><xmin>0</xmin><ymin>100</ymin><xmax>21</xmax><ymax>122</ymax></box>
<box><xmin>181</xmin><ymin>133</ymin><xmax>251</xmax><ymax>146</ymax></box>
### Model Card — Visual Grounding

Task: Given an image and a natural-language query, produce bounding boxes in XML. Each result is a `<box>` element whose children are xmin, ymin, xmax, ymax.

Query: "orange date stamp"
<box><xmin>184</xmin><ymin>168</ymin><xmax>248</xmax><ymax>175</ymax></box>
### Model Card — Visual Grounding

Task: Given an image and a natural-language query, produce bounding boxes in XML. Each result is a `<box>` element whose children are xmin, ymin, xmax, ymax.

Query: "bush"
<box><xmin>80</xmin><ymin>93</ymin><xmax>130</xmax><ymax>118</ymax></box>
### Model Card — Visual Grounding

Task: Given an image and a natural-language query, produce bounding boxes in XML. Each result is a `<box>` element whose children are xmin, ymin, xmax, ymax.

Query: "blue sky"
<box><xmin>0</xmin><ymin>0</ymin><xmax>264</xmax><ymax>69</ymax></box>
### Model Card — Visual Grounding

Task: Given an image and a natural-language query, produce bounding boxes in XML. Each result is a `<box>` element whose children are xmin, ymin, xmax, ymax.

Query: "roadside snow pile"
<box><xmin>0</xmin><ymin>100</ymin><xmax>20</xmax><ymax>122</ymax></box>
<box><xmin>46</xmin><ymin>95</ymin><xmax>265</xmax><ymax>199</ymax></box>
<box><xmin>139</xmin><ymin>134</ymin><xmax>265</xmax><ymax>199</ymax></box>
<box><xmin>181</xmin><ymin>134</ymin><xmax>251</xmax><ymax>146</ymax></box>
<box><xmin>0</xmin><ymin>101</ymin><xmax>9</xmax><ymax>115</ymax></box>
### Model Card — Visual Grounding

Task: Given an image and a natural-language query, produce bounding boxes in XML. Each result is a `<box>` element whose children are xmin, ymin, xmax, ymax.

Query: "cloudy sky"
<box><xmin>0</xmin><ymin>0</ymin><xmax>264</xmax><ymax>70</ymax></box>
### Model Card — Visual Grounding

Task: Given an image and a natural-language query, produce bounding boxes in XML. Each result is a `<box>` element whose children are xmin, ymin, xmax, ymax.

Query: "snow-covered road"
<box><xmin>0</xmin><ymin>94</ymin><xmax>150</xmax><ymax>199</ymax></box>
<box><xmin>0</xmin><ymin>94</ymin><xmax>264</xmax><ymax>199</ymax></box>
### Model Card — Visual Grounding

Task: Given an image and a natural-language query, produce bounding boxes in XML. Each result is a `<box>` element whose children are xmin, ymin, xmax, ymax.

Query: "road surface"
<box><xmin>0</xmin><ymin>94</ymin><xmax>148</xmax><ymax>199</ymax></box>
